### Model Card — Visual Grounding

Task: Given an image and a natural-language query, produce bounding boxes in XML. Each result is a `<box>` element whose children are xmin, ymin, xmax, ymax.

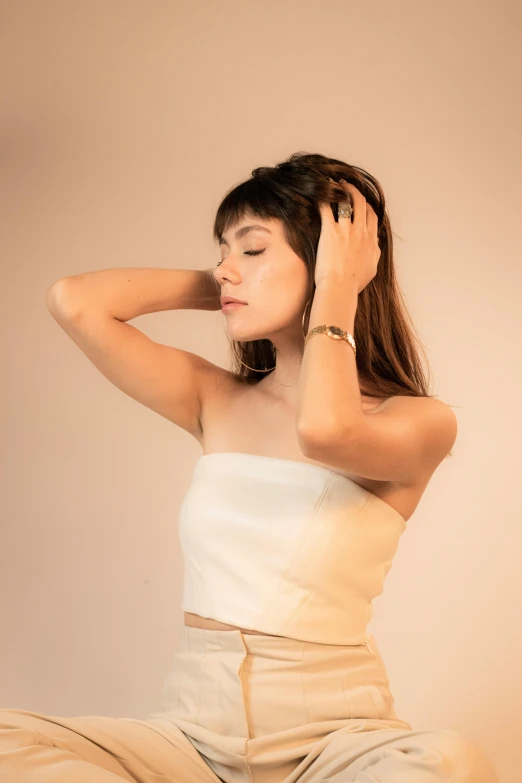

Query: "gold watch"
<box><xmin>304</xmin><ymin>324</ymin><xmax>356</xmax><ymax>356</ymax></box>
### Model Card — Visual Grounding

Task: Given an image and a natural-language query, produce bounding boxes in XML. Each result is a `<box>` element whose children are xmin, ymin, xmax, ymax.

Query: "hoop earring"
<box><xmin>233</xmin><ymin>297</ymin><xmax>312</xmax><ymax>372</ymax></box>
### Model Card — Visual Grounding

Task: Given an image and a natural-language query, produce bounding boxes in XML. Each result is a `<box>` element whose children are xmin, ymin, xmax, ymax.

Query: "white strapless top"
<box><xmin>179</xmin><ymin>452</ymin><xmax>407</xmax><ymax>645</ymax></box>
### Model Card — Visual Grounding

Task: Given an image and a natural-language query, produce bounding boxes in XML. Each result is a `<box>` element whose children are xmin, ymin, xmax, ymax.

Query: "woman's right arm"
<box><xmin>46</xmin><ymin>268</ymin><xmax>224</xmax><ymax>440</ymax></box>
<box><xmin>46</xmin><ymin>267</ymin><xmax>222</xmax><ymax>322</ymax></box>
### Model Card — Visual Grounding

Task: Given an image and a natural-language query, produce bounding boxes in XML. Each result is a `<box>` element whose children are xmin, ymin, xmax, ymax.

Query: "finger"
<box><xmin>326</xmin><ymin>176</ymin><xmax>349</xmax><ymax>219</ymax></box>
<box><xmin>319</xmin><ymin>196</ymin><xmax>336</xmax><ymax>226</ymax></box>
<box><xmin>341</xmin><ymin>180</ymin><xmax>365</xmax><ymax>230</ymax></box>
<box><xmin>366</xmin><ymin>202</ymin><xmax>379</xmax><ymax>241</ymax></box>
<box><xmin>330</xmin><ymin>179</ymin><xmax>352</xmax><ymax>230</ymax></box>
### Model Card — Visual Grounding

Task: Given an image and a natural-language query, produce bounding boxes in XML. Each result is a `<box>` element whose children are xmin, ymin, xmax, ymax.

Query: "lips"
<box><xmin>221</xmin><ymin>301</ymin><xmax>247</xmax><ymax>311</ymax></box>
<box><xmin>221</xmin><ymin>297</ymin><xmax>247</xmax><ymax>305</ymax></box>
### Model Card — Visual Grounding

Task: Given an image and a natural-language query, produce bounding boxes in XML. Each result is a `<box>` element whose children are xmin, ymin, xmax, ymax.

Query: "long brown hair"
<box><xmin>212</xmin><ymin>152</ymin><xmax>455</xmax><ymax>453</ymax></box>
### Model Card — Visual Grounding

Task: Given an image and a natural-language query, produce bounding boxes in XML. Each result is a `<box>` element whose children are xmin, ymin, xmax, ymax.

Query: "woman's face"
<box><xmin>213</xmin><ymin>216</ymin><xmax>309</xmax><ymax>344</ymax></box>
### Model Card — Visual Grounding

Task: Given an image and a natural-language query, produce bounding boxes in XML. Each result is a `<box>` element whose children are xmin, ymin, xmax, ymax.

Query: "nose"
<box><xmin>214</xmin><ymin>257</ymin><xmax>241</xmax><ymax>283</ymax></box>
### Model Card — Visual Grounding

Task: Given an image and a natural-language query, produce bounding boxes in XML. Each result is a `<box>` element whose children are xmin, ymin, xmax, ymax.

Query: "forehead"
<box><xmin>218</xmin><ymin>219</ymin><xmax>277</xmax><ymax>246</ymax></box>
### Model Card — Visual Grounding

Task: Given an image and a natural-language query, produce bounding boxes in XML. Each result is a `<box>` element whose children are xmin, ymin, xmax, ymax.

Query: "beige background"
<box><xmin>1</xmin><ymin>1</ymin><xmax>521</xmax><ymax>780</ymax></box>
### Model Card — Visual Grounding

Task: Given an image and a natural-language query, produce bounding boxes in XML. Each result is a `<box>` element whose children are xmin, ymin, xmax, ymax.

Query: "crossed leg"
<box><xmin>0</xmin><ymin>708</ymin><xmax>220</xmax><ymax>783</ymax></box>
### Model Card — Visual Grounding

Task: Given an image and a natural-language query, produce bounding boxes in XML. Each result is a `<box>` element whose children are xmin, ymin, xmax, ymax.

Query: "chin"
<box><xmin>229</xmin><ymin>329</ymin><xmax>268</xmax><ymax>343</ymax></box>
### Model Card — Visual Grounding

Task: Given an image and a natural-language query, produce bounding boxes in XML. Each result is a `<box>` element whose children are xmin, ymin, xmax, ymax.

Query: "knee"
<box><xmin>0</xmin><ymin>708</ymin><xmax>32</xmax><ymax>731</ymax></box>
<box><xmin>0</xmin><ymin>710</ymin><xmax>39</xmax><ymax>751</ymax></box>
<box><xmin>425</xmin><ymin>729</ymin><xmax>498</xmax><ymax>783</ymax></box>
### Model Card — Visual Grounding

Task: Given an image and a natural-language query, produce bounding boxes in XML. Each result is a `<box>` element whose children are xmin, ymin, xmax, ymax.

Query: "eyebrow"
<box><xmin>218</xmin><ymin>224</ymin><xmax>272</xmax><ymax>246</ymax></box>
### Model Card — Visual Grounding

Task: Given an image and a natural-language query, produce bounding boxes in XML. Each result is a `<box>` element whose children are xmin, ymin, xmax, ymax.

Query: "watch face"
<box><xmin>327</xmin><ymin>325</ymin><xmax>345</xmax><ymax>339</ymax></box>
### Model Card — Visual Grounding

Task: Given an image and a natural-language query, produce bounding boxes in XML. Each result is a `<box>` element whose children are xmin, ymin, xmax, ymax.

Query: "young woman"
<box><xmin>1</xmin><ymin>153</ymin><xmax>498</xmax><ymax>782</ymax></box>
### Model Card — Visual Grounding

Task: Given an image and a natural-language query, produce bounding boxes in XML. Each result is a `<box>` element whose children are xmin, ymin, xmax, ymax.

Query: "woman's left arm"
<box><xmin>295</xmin><ymin>180</ymin><xmax>457</xmax><ymax>484</ymax></box>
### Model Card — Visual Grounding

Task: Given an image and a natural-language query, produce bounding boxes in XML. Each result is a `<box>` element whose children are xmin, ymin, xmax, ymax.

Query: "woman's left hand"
<box><xmin>315</xmin><ymin>179</ymin><xmax>381</xmax><ymax>293</ymax></box>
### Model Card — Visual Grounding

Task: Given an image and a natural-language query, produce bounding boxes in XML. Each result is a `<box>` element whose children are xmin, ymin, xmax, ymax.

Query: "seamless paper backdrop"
<box><xmin>1</xmin><ymin>2</ymin><xmax>520</xmax><ymax>782</ymax></box>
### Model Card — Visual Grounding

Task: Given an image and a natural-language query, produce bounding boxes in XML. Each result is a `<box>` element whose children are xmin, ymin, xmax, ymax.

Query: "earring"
<box><xmin>301</xmin><ymin>296</ymin><xmax>312</xmax><ymax>336</ymax></box>
<box><xmin>233</xmin><ymin>297</ymin><xmax>312</xmax><ymax>372</ymax></box>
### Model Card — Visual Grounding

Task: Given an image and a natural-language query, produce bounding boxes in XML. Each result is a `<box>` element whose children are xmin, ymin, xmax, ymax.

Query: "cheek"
<box><xmin>254</xmin><ymin>258</ymin><xmax>308</xmax><ymax>310</ymax></box>
<box><xmin>264</xmin><ymin>292</ymin><xmax>305</xmax><ymax>326</ymax></box>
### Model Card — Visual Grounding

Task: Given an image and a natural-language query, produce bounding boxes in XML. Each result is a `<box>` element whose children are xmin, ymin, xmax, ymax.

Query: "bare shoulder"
<box><xmin>385</xmin><ymin>393</ymin><xmax>455</xmax><ymax>416</ymax></box>
<box><xmin>385</xmin><ymin>394</ymin><xmax>458</xmax><ymax>463</ymax></box>
<box><xmin>394</xmin><ymin>394</ymin><xmax>456</xmax><ymax>426</ymax></box>
<box><xmin>194</xmin><ymin>360</ymin><xmax>242</xmax><ymax>443</ymax></box>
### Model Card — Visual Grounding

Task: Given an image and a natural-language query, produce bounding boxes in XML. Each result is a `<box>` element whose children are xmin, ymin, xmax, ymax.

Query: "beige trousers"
<box><xmin>0</xmin><ymin>626</ymin><xmax>498</xmax><ymax>783</ymax></box>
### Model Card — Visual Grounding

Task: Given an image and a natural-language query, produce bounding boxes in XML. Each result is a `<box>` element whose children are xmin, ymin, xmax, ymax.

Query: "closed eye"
<box><xmin>216</xmin><ymin>249</ymin><xmax>264</xmax><ymax>267</ymax></box>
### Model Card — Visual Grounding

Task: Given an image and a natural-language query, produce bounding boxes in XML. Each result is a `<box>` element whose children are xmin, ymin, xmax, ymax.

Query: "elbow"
<box><xmin>297</xmin><ymin>417</ymin><xmax>351</xmax><ymax>455</ymax></box>
<box><xmin>46</xmin><ymin>279</ymin><xmax>80</xmax><ymax>319</ymax></box>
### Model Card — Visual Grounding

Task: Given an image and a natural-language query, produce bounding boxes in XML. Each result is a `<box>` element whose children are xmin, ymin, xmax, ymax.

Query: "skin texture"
<box><xmin>215</xmin><ymin>215</ymin><xmax>311</xmax><ymax>395</ymax></box>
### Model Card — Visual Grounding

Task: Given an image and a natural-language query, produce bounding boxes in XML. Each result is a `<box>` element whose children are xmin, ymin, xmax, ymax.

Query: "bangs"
<box><xmin>212</xmin><ymin>177</ymin><xmax>287</xmax><ymax>245</ymax></box>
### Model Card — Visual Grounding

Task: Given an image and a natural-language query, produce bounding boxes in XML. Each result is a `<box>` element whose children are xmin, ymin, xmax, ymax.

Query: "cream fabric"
<box><xmin>180</xmin><ymin>452</ymin><xmax>407</xmax><ymax>645</ymax></box>
<box><xmin>0</xmin><ymin>627</ymin><xmax>498</xmax><ymax>782</ymax></box>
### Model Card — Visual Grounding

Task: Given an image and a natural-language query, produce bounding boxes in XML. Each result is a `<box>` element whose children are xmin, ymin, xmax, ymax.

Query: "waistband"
<box><xmin>149</xmin><ymin>624</ymin><xmax>410</xmax><ymax>733</ymax></box>
<box><xmin>143</xmin><ymin>625</ymin><xmax>412</xmax><ymax>783</ymax></box>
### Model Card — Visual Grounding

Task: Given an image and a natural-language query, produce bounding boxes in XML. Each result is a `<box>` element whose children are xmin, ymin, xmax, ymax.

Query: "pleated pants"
<box><xmin>0</xmin><ymin>626</ymin><xmax>498</xmax><ymax>782</ymax></box>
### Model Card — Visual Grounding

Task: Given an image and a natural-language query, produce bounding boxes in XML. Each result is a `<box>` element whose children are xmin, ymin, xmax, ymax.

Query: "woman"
<box><xmin>1</xmin><ymin>152</ymin><xmax>498</xmax><ymax>782</ymax></box>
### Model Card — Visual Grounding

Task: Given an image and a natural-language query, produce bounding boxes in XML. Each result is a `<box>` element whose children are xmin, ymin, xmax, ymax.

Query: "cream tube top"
<box><xmin>179</xmin><ymin>452</ymin><xmax>407</xmax><ymax>646</ymax></box>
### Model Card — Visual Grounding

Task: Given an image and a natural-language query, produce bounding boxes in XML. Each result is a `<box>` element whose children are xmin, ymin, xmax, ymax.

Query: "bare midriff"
<box><xmin>184</xmin><ymin>611</ymin><xmax>268</xmax><ymax>635</ymax></box>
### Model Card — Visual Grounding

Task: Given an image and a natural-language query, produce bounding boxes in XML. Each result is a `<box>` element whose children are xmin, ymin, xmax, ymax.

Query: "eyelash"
<box><xmin>216</xmin><ymin>249</ymin><xmax>264</xmax><ymax>267</ymax></box>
